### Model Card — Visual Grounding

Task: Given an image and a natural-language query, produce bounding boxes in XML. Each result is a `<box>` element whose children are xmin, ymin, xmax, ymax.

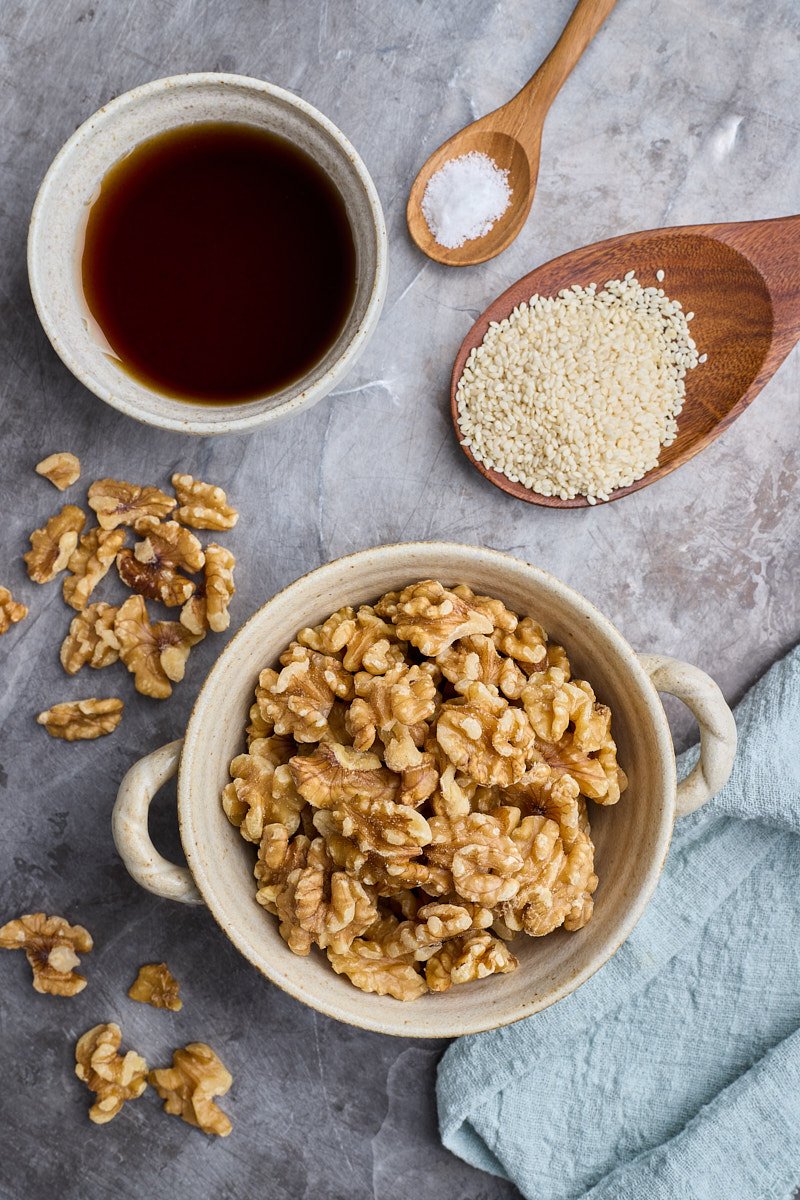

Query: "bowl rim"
<box><xmin>26</xmin><ymin>71</ymin><xmax>388</xmax><ymax>435</ymax></box>
<box><xmin>178</xmin><ymin>541</ymin><xmax>677</xmax><ymax>1036</ymax></box>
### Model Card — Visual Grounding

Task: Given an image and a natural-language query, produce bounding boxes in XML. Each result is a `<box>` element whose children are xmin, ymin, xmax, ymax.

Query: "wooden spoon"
<box><xmin>407</xmin><ymin>0</ymin><xmax>618</xmax><ymax>267</ymax></box>
<box><xmin>450</xmin><ymin>214</ymin><xmax>800</xmax><ymax>506</ymax></box>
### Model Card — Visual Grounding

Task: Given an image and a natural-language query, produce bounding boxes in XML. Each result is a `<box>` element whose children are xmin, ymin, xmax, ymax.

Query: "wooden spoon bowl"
<box><xmin>450</xmin><ymin>215</ymin><xmax>800</xmax><ymax>506</ymax></box>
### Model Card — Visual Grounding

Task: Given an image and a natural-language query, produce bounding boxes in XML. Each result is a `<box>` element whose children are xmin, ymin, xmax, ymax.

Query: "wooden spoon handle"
<box><xmin>511</xmin><ymin>0</ymin><xmax>618</xmax><ymax>126</ymax></box>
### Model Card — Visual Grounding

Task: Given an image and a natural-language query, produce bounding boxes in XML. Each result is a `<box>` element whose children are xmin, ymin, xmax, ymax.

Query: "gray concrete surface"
<box><xmin>1</xmin><ymin>1</ymin><xmax>798</xmax><ymax>1198</ymax></box>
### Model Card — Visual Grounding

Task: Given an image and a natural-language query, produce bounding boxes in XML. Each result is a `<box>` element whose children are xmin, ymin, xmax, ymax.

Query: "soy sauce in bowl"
<box><xmin>81</xmin><ymin>122</ymin><xmax>357</xmax><ymax>404</ymax></box>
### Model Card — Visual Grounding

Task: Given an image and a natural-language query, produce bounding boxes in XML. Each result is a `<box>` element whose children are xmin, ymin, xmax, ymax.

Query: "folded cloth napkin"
<box><xmin>437</xmin><ymin>645</ymin><xmax>800</xmax><ymax>1200</ymax></box>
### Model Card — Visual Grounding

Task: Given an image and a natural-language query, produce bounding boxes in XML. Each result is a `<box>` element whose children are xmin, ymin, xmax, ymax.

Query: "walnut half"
<box><xmin>24</xmin><ymin>505</ymin><xmax>86</xmax><ymax>583</ymax></box>
<box><xmin>37</xmin><ymin>697</ymin><xmax>124</xmax><ymax>740</ymax></box>
<box><xmin>35</xmin><ymin>452</ymin><xmax>81</xmax><ymax>491</ymax></box>
<box><xmin>172</xmin><ymin>474</ymin><xmax>238</xmax><ymax>531</ymax></box>
<box><xmin>0</xmin><ymin>586</ymin><xmax>27</xmax><ymax>634</ymax></box>
<box><xmin>149</xmin><ymin>1043</ymin><xmax>233</xmax><ymax>1137</ymax></box>
<box><xmin>0</xmin><ymin>912</ymin><xmax>93</xmax><ymax>995</ymax></box>
<box><xmin>128</xmin><ymin>962</ymin><xmax>183</xmax><ymax>1011</ymax></box>
<box><xmin>75</xmin><ymin>1023</ymin><xmax>148</xmax><ymax>1124</ymax></box>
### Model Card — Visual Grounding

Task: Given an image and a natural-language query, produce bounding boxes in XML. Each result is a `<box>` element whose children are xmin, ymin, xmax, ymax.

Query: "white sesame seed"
<box><xmin>455</xmin><ymin>272</ymin><xmax>700</xmax><ymax>503</ymax></box>
<box><xmin>656</xmin><ymin>269</ymin><xmax>665</xmax><ymax>282</ymax></box>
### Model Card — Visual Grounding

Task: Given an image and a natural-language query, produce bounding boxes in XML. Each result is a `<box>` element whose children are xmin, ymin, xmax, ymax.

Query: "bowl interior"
<box><xmin>28</xmin><ymin>74</ymin><xmax>385</xmax><ymax>433</ymax></box>
<box><xmin>180</xmin><ymin>544</ymin><xmax>675</xmax><ymax>1036</ymax></box>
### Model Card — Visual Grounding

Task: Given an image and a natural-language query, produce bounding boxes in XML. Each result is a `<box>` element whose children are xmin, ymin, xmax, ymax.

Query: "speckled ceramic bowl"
<box><xmin>112</xmin><ymin>543</ymin><xmax>736</xmax><ymax>1037</ymax></box>
<box><xmin>27</xmin><ymin>73</ymin><xmax>387</xmax><ymax>435</ymax></box>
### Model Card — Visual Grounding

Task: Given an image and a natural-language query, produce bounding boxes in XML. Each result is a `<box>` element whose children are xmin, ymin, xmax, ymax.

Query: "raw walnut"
<box><xmin>37</xmin><ymin>697</ymin><xmax>124</xmax><ymax>740</ymax></box>
<box><xmin>426</xmin><ymin>931</ymin><xmax>518</xmax><ymax>992</ymax></box>
<box><xmin>257</xmin><ymin>646</ymin><xmax>353</xmax><ymax>742</ymax></box>
<box><xmin>128</xmin><ymin>962</ymin><xmax>183</xmax><ymax>1011</ymax></box>
<box><xmin>75</xmin><ymin>1024</ymin><xmax>148</xmax><ymax>1124</ymax></box>
<box><xmin>172</xmin><ymin>473</ymin><xmax>238</xmax><ymax>531</ymax></box>
<box><xmin>274</xmin><ymin>836</ymin><xmax>378</xmax><ymax>955</ymax></box>
<box><xmin>88</xmin><ymin>478</ymin><xmax>176</xmax><ymax>529</ymax></box>
<box><xmin>149</xmin><ymin>1043</ymin><xmax>233</xmax><ymax>1137</ymax></box>
<box><xmin>342</xmin><ymin>607</ymin><xmax>404</xmax><ymax>674</ymax></box>
<box><xmin>35</xmin><ymin>451</ymin><xmax>81</xmax><ymax>491</ymax></box>
<box><xmin>533</xmin><ymin>733</ymin><xmax>627</xmax><ymax>805</ymax></box>
<box><xmin>426</xmin><ymin>811</ymin><xmax>524</xmax><ymax>905</ymax></box>
<box><xmin>60</xmin><ymin>603</ymin><xmax>119</xmax><ymax>674</ymax></box>
<box><xmin>180</xmin><ymin>542</ymin><xmax>235</xmax><ymax>634</ymax></box>
<box><xmin>298</xmin><ymin>606</ymin><xmax>356</xmax><ymax>655</ymax></box>
<box><xmin>327</xmin><ymin>917</ymin><xmax>428</xmax><ymax>1001</ymax></box>
<box><xmin>502</xmin><ymin>814</ymin><xmax>597</xmax><ymax>937</ymax></box>
<box><xmin>436</xmin><ymin>681</ymin><xmax>534</xmax><ymax>787</ymax></box>
<box><xmin>452</xmin><ymin>584</ymin><xmax>519</xmax><ymax>633</ymax></box>
<box><xmin>63</xmin><ymin>526</ymin><xmax>126</xmax><ymax>610</ymax></box>
<box><xmin>382</xmin><ymin>901</ymin><xmax>492</xmax><ymax>961</ymax></box>
<box><xmin>348</xmin><ymin>663</ymin><xmax>438</xmax><ymax>770</ymax></box>
<box><xmin>0</xmin><ymin>912</ymin><xmax>93</xmax><ymax>995</ymax></box>
<box><xmin>223</xmin><ymin>753</ymin><xmax>305</xmax><ymax>843</ymax></box>
<box><xmin>495</xmin><ymin>616</ymin><xmax>547</xmax><ymax>666</ymax></box>
<box><xmin>24</xmin><ymin>504</ymin><xmax>86</xmax><ymax>583</ymax></box>
<box><xmin>0</xmin><ymin>586</ymin><xmax>27</xmax><ymax>634</ymax></box>
<box><xmin>117</xmin><ymin>517</ymin><xmax>204</xmax><ymax>607</ymax></box>
<box><xmin>390</xmin><ymin>579</ymin><xmax>493</xmax><ymax>655</ymax></box>
<box><xmin>115</xmin><ymin>595</ymin><xmax>201</xmax><ymax>699</ymax></box>
<box><xmin>437</xmin><ymin>634</ymin><xmax>526</xmax><ymax>699</ymax></box>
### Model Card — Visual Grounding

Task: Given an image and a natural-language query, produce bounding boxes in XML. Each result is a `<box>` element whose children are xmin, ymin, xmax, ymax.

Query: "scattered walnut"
<box><xmin>24</xmin><ymin>504</ymin><xmax>86</xmax><ymax>583</ymax></box>
<box><xmin>391</xmin><ymin>579</ymin><xmax>492</xmax><ymax>655</ymax></box>
<box><xmin>88</xmin><ymin>477</ymin><xmax>176</xmax><ymax>529</ymax></box>
<box><xmin>37</xmin><ymin>697</ymin><xmax>124</xmax><ymax>740</ymax></box>
<box><xmin>115</xmin><ymin>595</ymin><xmax>200</xmax><ymax>699</ymax></box>
<box><xmin>63</xmin><ymin>526</ymin><xmax>126</xmax><ymax>610</ymax></box>
<box><xmin>436</xmin><ymin>681</ymin><xmax>534</xmax><ymax>787</ymax></box>
<box><xmin>227</xmin><ymin>579</ymin><xmax>628</xmax><ymax>999</ymax></box>
<box><xmin>328</xmin><ymin>918</ymin><xmax>428</xmax><ymax>1001</ymax></box>
<box><xmin>116</xmin><ymin>516</ymin><xmax>203</xmax><ymax>607</ymax></box>
<box><xmin>426</xmin><ymin>931</ymin><xmax>518</xmax><ymax>992</ymax></box>
<box><xmin>35</xmin><ymin>451</ymin><xmax>81</xmax><ymax>491</ymax></box>
<box><xmin>149</xmin><ymin>1043</ymin><xmax>233</xmax><ymax>1137</ymax></box>
<box><xmin>172</xmin><ymin>473</ymin><xmax>238</xmax><ymax>531</ymax></box>
<box><xmin>0</xmin><ymin>586</ymin><xmax>27</xmax><ymax>634</ymax></box>
<box><xmin>75</xmin><ymin>1023</ymin><xmax>148</xmax><ymax>1124</ymax></box>
<box><xmin>0</xmin><ymin>912</ymin><xmax>92</xmax><ymax>995</ymax></box>
<box><xmin>60</xmin><ymin>602</ymin><xmax>119</xmax><ymax>673</ymax></box>
<box><xmin>203</xmin><ymin>543</ymin><xmax>235</xmax><ymax>632</ymax></box>
<box><xmin>128</xmin><ymin>962</ymin><xmax>183</xmax><ymax>1011</ymax></box>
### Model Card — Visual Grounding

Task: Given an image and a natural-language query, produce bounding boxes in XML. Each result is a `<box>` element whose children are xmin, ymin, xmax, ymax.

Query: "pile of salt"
<box><xmin>421</xmin><ymin>152</ymin><xmax>511</xmax><ymax>250</ymax></box>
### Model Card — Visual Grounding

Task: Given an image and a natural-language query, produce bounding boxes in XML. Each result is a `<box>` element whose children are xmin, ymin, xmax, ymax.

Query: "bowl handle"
<box><xmin>637</xmin><ymin>654</ymin><xmax>737</xmax><ymax>817</ymax></box>
<box><xmin>112</xmin><ymin>739</ymin><xmax>203</xmax><ymax>905</ymax></box>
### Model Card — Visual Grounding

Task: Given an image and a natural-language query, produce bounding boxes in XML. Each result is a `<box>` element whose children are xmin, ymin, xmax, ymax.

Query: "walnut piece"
<box><xmin>436</xmin><ymin>681</ymin><xmax>534</xmax><ymax>787</ymax></box>
<box><xmin>63</xmin><ymin>526</ymin><xmax>126</xmax><ymax>610</ymax></box>
<box><xmin>115</xmin><ymin>595</ymin><xmax>200</xmax><ymax>699</ymax></box>
<box><xmin>60</xmin><ymin>603</ymin><xmax>119</xmax><ymax>673</ymax></box>
<box><xmin>349</xmin><ymin>663</ymin><xmax>437</xmax><ymax>769</ymax></box>
<box><xmin>88</xmin><ymin>478</ymin><xmax>176</xmax><ymax>529</ymax></box>
<box><xmin>426</xmin><ymin>931</ymin><xmax>518</xmax><ymax>992</ymax></box>
<box><xmin>298</xmin><ymin>606</ymin><xmax>356</xmax><ymax>655</ymax></box>
<box><xmin>437</xmin><ymin>634</ymin><xmax>526</xmax><ymax>699</ymax></box>
<box><xmin>128</xmin><ymin>962</ymin><xmax>183</xmax><ymax>1011</ymax></box>
<box><xmin>172</xmin><ymin>473</ymin><xmax>238</xmax><ymax>530</ymax></box>
<box><xmin>223</xmin><ymin>752</ymin><xmax>305</xmax><ymax>843</ymax></box>
<box><xmin>426</xmin><ymin>811</ymin><xmax>524</xmax><ymax>905</ymax></box>
<box><xmin>390</xmin><ymin>579</ymin><xmax>493</xmax><ymax>655</ymax></box>
<box><xmin>257</xmin><ymin>646</ymin><xmax>353</xmax><ymax>742</ymax></box>
<box><xmin>203</xmin><ymin>543</ymin><xmax>235</xmax><ymax>632</ymax></box>
<box><xmin>0</xmin><ymin>586</ymin><xmax>27</xmax><ymax>634</ymax></box>
<box><xmin>37</xmin><ymin>697</ymin><xmax>123</xmax><ymax>740</ymax></box>
<box><xmin>0</xmin><ymin>912</ymin><xmax>92</xmax><ymax>995</ymax></box>
<box><xmin>274</xmin><ymin>836</ymin><xmax>378</xmax><ymax>955</ymax></box>
<box><xmin>116</xmin><ymin>516</ymin><xmax>204</xmax><ymax>607</ymax></box>
<box><xmin>149</xmin><ymin>1043</ymin><xmax>233</xmax><ymax>1137</ymax></box>
<box><xmin>75</xmin><ymin>1023</ymin><xmax>148</xmax><ymax>1124</ymax></box>
<box><xmin>328</xmin><ymin>918</ymin><xmax>428</xmax><ymax>1001</ymax></box>
<box><xmin>35</xmin><ymin>451</ymin><xmax>81</xmax><ymax>491</ymax></box>
<box><xmin>24</xmin><ymin>504</ymin><xmax>86</xmax><ymax>583</ymax></box>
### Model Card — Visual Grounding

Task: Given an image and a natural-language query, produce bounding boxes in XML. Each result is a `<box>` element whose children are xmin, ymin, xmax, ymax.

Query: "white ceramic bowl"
<box><xmin>27</xmin><ymin>73</ymin><xmax>388</xmax><ymax>435</ymax></box>
<box><xmin>113</xmin><ymin>544</ymin><xmax>736</xmax><ymax>1037</ymax></box>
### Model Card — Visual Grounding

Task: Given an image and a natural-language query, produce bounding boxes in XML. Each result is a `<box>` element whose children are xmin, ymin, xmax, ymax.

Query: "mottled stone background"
<box><xmin>0</xmin><ymin>1</ymin><xmax>798</xmax><ymax>1197</ymax></box>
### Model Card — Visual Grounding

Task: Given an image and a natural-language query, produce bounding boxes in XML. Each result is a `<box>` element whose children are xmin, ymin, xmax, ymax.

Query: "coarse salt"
<box><xmin>421</xmin><ymin>152</ymin><xmax>511</xmax><ymax>249</ymax></box>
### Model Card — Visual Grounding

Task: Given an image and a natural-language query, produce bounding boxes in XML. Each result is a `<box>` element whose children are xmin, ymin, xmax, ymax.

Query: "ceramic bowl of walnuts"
<box><xmin>113</xmin><ymin>543</ymin><xmax>736</xmax><ymax>1037</ymax></box>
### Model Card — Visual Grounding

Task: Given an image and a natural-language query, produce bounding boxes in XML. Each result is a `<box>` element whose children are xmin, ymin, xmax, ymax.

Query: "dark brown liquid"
<box><xmin>81</xmin><ymin>122</ymin><xmax>357</xmax><ymax>403</ymax></box>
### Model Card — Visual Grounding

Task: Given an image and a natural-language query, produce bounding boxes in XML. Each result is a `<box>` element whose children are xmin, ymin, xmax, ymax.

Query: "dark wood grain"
<box><xmin>450</xmin><ymin>214</ymin><xmax>800</xmax><ymax>506</ymax></box>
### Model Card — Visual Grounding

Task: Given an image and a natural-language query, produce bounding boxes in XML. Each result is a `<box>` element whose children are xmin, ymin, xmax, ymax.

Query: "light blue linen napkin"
<box><xmin>437</xmin><ymin>645</ymin><xmax>800</xmax><ymax>1200</ymax></box>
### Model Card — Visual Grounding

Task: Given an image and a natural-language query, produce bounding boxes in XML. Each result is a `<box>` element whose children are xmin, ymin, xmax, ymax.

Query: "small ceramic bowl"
<box><xmin>112</xmin><ymin>543</ymin><xmax>736</xmax><ymax>1037</ymax></box>
<box><xmin>27</xmin><ymin>73</ymin><xmax>388</xmax><ymax>435</ymax></box>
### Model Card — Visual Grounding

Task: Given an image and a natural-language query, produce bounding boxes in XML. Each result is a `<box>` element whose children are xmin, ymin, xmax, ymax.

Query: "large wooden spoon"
<box><xmin>407</xmin><ymin>0</ymin><xmax>618</xmax><ymax>267</ymax></box>
<box><xmin>450</xmin><ymin>214</ymin><xmax>800</xmax><ymax>506</ymax></box>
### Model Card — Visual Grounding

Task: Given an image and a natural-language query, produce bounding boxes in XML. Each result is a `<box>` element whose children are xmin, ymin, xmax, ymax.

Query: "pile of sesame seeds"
<box><xmin>456</xmin><ymin>271</ymin><xmax>704</xmax><ymax>504</ymax></box>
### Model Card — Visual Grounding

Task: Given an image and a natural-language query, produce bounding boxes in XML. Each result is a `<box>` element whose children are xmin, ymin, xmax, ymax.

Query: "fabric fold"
<box><xmin>438</xmin><ymin>646</ymin><xmax>800</xmax><ymax>1200</ymax></box>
